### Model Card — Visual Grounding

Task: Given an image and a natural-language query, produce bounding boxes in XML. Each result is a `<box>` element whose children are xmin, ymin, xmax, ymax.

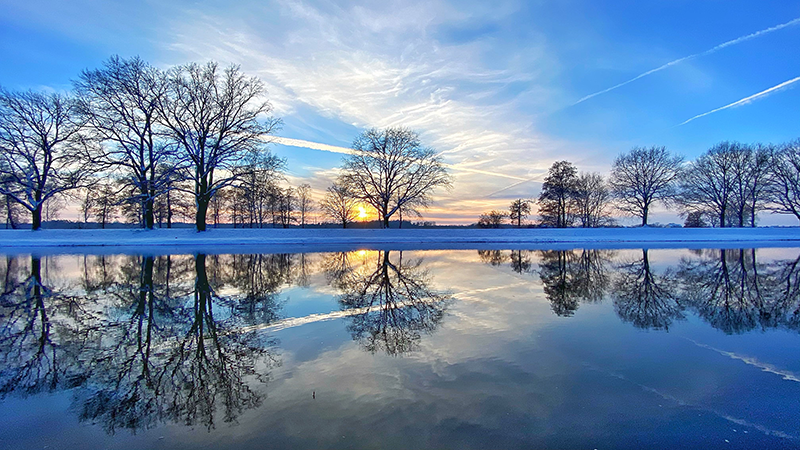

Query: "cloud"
<box><xmin>273</xmin><ymin>136</ymin><xmax>530</xmax><ymax>181</ymax></box>
<box><xmin>158</xmin><ymin>0</ymin><xmax>566</xmax><ymax>222</ymax></box>
<box><xmin>573</xmin><ymin>16</ymin><xmax>800</xmax><ymax>105</ymax></box>
<box><xmin>678</xmin><ymin>76</ymin><xmax>800</xmax><ymax>126</ymax></box>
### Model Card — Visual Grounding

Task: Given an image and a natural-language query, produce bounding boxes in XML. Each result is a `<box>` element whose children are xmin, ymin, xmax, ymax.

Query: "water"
<box><xmin>1</xmin><ymin>248</ymin><xmax>799</xmax><ymax>449</ymax></box>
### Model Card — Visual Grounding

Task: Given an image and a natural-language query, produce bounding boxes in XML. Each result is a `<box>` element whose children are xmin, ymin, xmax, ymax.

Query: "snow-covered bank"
<box><xmin>0</xmin><ymin>228</ymin><xmax>799</xmax><ymax>254</ymax></box>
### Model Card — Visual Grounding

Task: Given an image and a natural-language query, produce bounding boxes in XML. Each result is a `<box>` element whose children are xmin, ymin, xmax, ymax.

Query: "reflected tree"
<box><xmin>477</xmin><ymin>249</ymin><xmax>508</xmax><ymax>266</ymax></box>
<box><xmin>333</xmin><ymin>251</ymin><xmax>451</xmax><ymax>355</ymax></box>
<box><xmin>537</xmin><ymin>250</ymin><xmax>612</xmax><ymax>316</ymax></box>
<box><xmin>74</xmin><ymin>253</ymin><xmax>281</xmax><ymax>432</ymax></box>
<box><xmin>1</xmin><ymin>253</ymin><xmax>282</xmax><ymax>434</ymax></box>
<box><xmin>677</xmin><ymin>249</ymin><xmax>765</xmax><ymax>334</ymax></box>
<box><xmin>0</xmin><ymin>256</ymin><xmax>85</xmax><ymax>396</ymax></box>
<box><xmin>613</xmin><ymin>249</ymin><xmax>683</xmax><ymax>330</ymax></box>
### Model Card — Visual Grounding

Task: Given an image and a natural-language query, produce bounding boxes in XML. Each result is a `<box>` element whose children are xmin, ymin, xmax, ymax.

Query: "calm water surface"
<box><xmin>1</xmin><ymin>248</ymin><xmax>799</xmax><ymax>449</ymax></box>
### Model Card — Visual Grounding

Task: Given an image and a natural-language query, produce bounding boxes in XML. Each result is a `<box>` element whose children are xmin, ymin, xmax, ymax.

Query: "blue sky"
<box><xmin>2</xmin><ymin>0</ymin><xmax>799</xmax><ymax>224</ymax></box>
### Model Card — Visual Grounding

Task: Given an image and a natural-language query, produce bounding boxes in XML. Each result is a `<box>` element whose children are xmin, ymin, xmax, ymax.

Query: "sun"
<box><xmin>357</xmin><ymin>206</ymin><xmax>368</xmax><ymax>220</ymax></box>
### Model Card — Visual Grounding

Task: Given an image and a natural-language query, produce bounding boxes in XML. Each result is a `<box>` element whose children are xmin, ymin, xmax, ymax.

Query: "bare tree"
<box><xmin>573</xmin><ymin>172</ymin><xmax>612</xmax><ymax>228</ymax></box>
<box><xmin>538</xmin><ymin>161</ymin><xmax>578</xmax><ymax>228</ymax></box>
<box><xmin>729</xmin><ymin>143</ymin><xmax>772</xmax><ymax>227</ymax></box>
<box><xmin>679</xmin><ymin>142</ymin><xmax>738</xmax><ymax>227</ymax></box>
<box><xmin>478</xmin><ymin>210</ymin><xmax>505</xmax><ymax>228</ymax></box>
<box><xmin>275</xmin><ymin>186</ymin><xmax>296</xmax><ymax>228</ymax></box>
<box><xmin>1</xmin><ymin>194</ymin><xmax>22</xmax><ymax>229</ymax></box>
<box><xmin>76</xmin><ymin>56</ymin><xmax>180</xmax><ymax>229</ymax></box>
<box><xmin>91</xmin><ymin>181</ymin><xmax>120</xmax><ymax>228</ymax></box>
<box><xmin>769</xmin><ymin>139</ymin><xmax>800</xmax><ymax>223</ymax></box>
<box><xmin>234</xmin><ymin>150</ymin><xmax>285</xmax><ymax>228</ymax></box>
<box><xmin>0</xmin><ymin>89</ymin><xmax>94</xmax><ymax>230</ymax></box>
<box><xmin>321</xmin><ymin>183</ymin><xmax>358</xmax><ymax>228</ymax></box>
<box><xmin>609</xmin><ymin>146</ymin><xmax>683</xmax><ymax>226</ymax></box>
<box><xmin>339</xmin><ymin>127</ymin><xmax>451</xmax><ymax>228</ymax></box>
<box><xmin>508</xmin><ymin>199</ymin><xmax>531</xmax><ymax>228</ymax></box>
<box><xmin>296</xmin><ymin>183</ymin><xmax>314</xmax><ymax>228</ymax></box>
<box><xmin>157</xmin><ymin>62</ymin><xmax>281</xmax><ymax>231</ymax></box>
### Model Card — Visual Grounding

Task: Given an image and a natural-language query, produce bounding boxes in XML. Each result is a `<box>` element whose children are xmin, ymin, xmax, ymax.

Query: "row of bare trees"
<box><xmin>479</xmin><ymin>141</ymin><xmax>800</xmax><ymax>228</ymax></box>
<box><xmin>1</xmin><ymin>57</ymin><xmax>452</xmax><ymax>230</ymax></box>
<box><xmin>0</xmin><ymin>56</ymin><xmax>284</xmax><ymax>231</ymax></box>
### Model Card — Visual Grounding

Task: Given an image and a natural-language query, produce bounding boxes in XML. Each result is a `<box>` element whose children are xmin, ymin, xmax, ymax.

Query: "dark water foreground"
<box><xmin>1</xmin><ymin>248</ymin><xmax>799</xmax><ymax>449</ymax></box>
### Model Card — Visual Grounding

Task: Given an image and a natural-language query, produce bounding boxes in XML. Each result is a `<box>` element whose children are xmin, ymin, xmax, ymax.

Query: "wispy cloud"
<box><xmin>573</xmin><ymin>17</ymin><xmax>800</xmax><ymax>105</ymax></box>
<box><xmin>678</xmin><ymin>76</ymin><xmax>800</xmax><ymax>126</ymax></box>
<box><xmin>273</xmin><ymin>136</ymin><xmax>531</xmax><ymax>181</ymax></box>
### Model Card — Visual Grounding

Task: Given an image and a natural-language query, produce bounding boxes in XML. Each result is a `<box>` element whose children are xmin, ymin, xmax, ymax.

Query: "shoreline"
<box><xmin>1</xmin><ymin>227</ymin><xmax>799</xmax><ymax>254</ymax></box>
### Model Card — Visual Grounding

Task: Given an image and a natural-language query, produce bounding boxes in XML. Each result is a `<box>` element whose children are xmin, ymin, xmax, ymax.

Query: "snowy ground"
<box><xmin>0</xmin><ymin>227</ymin><xmax>799</xmax><ymax>254</ymax></box>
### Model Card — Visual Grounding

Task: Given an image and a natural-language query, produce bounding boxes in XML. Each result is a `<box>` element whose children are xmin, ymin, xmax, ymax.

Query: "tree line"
<box><xmin>479</xmin><ymin>142</ymin><xmax>800</xmax><ymax>228</ymax></box>
<box><xmin>0</xmin><ymin>56</ymin><xmax>452</xmax><ymax>231</ymax></box>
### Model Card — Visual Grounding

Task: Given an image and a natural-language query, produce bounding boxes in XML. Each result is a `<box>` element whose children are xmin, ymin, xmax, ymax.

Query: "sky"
<box><xmin>1</xmin><ymin>0</ymin><xmax>799</xmax><ymax>225</ymax></box>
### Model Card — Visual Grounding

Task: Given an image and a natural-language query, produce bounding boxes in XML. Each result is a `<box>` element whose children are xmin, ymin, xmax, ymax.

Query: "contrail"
<box><xmin>271</xmin><ymin>136</ymin><xmax>528</xmax><ymax>181</ymax></box>
<box><xmin>486</xmin><ymin>177</ymin><xmax>539</xmax><ymax>198</ymax></box>
<box><xmin>574</xmin><ymin>17</ymin><xmax>800</xmax><ymax>105</ymax></box>
<box><xmin>678</xmin><ymin>76</ymin><xmax>800</xmax><ymax>126</ymax></box>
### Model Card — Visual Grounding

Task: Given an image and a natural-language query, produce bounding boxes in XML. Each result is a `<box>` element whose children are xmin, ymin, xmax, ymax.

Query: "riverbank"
<box><xmin>1</xmin><ymin>227</ymin><xmax>799</xmax><ymax>254</ymax></box>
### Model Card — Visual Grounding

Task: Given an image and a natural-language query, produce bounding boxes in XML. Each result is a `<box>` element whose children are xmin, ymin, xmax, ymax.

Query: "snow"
<box><xmin>0</xmin><ymin>227</ymin><xmax>799</xmax><ymax>254</ymax></box>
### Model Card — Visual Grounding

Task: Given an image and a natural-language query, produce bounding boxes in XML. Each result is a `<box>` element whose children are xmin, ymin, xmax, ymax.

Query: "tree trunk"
<box><xmin>166</xmin><ymin>191</ymin><xmax>173</xmax><ymax>228</ymax></box>
<box><xmin>32</xmin><ymin>204</ymin><xmax>43</xmax><ymax>231</ymax></box>
<box><xmin>144</xmin><ymin>196</ymin><xmax>155</xmax><ymax>229</ymax></box>
<box><xmin>641</xmin><ymin>206</ymin><xmax>649</xmax><ymax>226</ymax></box>
<box><xmin>5</xmin><ymin>196</ymin><xmax>17</xmax><ymax>229</ymax></box>
<box><xmin>196</xmin><ymin>196</ymin><xmax>210</xmax><ymax>232</ymax></box>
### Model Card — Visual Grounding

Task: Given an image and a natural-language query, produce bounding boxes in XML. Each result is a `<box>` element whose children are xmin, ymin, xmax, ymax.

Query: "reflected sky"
<box><xmin>1</xmin><ymin>248</ymin><xmax>800</xmax><ymax>449</ymax></box>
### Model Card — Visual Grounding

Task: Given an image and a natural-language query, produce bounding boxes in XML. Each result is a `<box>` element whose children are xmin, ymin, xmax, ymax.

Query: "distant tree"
<box><xmin>538</xmin><ymin>161</ymin><xmax>578</xmax><ymax>228</ymax></box>
<box><xmin>339</xmin><ymin>127</ymin><xmax>451</xmax><ymax>228</ymax></box>
<box><xmin>43</xmin><ymin>195</ymin><xmax>65</xmax><ymax>223</ymax></box>
<box><xmin>234</xmin><ymin>150</ymin><xmax>285</xmax><ymax>228</ymax></box>
<box><xmin>157</xmin><ymin>62</ymin><xmax>281</xmax><ymax>231</ymax></box>
<box><xmin>573</xmin><ymin>172</ymin><xmax>612</xmax><ymax>227</ymax></box>
<box><xmin>508</xmin><ymin>199</ymin><xmax>531</xmax><ymax>228</ymax></box>
<box><xmin>208</xmin><ymin>187</ymin><xmax>232</xmax><ymax>228</ymax></box>
<box><xmin>76</xmin><ymin>56</ymin><xmax>180</xmax><ymax>229</ymax></box>
<box><xmin>79</xmin><ymin>188</ymin><xmax>95</xmax><ymax>227</ymax></box>
<box><xmin>296</xmin><ymin>183</ymin><xmax>314</xmax><ymax>228</ymax></box>
<box><xmin>768</xmin><ymin>139</ymin><xmax>800</xmax><ymax>223</ymax></box>
<box><xmin>679</xmin><ymin>142</ymin><xmax>738</xmax><ymax>228</ymax></box>
<box><xmin>1</xmin><ymin>194</ymin><xmax>23</xmax><ymax>229</ymax></box>
<box><xmin>91</xmin><ymin>182</ymin><xmax>119</xmax><ymax>228</ymax></box>
<box><xmin>0</xmin><ymin>89</ymin><xmax>94</xmax><ymax>230</ymax></box>
<box><xmin>683</xmin><ymin>210</ymin><xmax>707</xmax><ymax>228</ymax></box>
<box><xmin>275</xmin><ymin>187</ymin><xmax>296</xmax><ymax>228</ymax></box>
<box><xmin>321</xmin><ymin>183</ymin><xmax>358</xmax><ymax>228</ymax></box>
<box><xmin>478</xmin><ymin>210</ymin><xmax>506</xmax><ymax>228</ymax></box>
<box><xmin>609</xmin><ymin>146</ymin><xmax>683</xmax><ymax>226</ymax></box>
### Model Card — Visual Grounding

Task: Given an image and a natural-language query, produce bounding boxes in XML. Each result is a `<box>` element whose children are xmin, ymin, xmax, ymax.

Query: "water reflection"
<box><xmin>1</xmin><ymin>247</ymin><xmax>800</xmax><ymax>444</ymax></box>
<box><xmin>537</xmin><ymin>250</ymin><xmax>614</xmax><ymax>316</ymax></box>
<box><xmin>326</xmin><ymin>250</ymin><xmax>452</xmax><ymax>355</ymax></box>
<box><xmin>479</xmin><ymin>248</ymin><xmax>800</xmax><ymax>334</ymax></box>
<box><xmin>0</xmin><ymin>254</ymin><xmax>281</xmax><ymax>433</ymax></box>
<box><xmin>679</xmin><ymin>249</ymin><xmax>800</xmax><ymax>334</ymax></box>
<box><xmin>613</xmin><ymin>249</ymin><xmax>682</xmax><ymax>330</ymax></box>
